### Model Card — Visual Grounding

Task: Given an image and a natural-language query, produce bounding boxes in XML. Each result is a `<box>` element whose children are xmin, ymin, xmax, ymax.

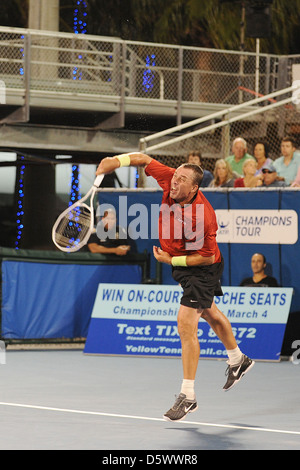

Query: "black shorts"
<box><xmin>172</xmin><ymin>256</ymin><xmax>224</xmax><ymax>310</ymax></box>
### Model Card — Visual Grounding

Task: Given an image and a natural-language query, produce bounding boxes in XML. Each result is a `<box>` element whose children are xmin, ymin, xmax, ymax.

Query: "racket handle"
<box><xmin>94</xmin><ymin>174</ymin><xmax>104</xmax><ymax>188</ymax></box>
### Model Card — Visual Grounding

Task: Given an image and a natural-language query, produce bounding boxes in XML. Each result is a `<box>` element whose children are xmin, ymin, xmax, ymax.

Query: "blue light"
<box><xmin>19</xmin><ymin>34</ymin><xmax>25</xmax><ymax>76</ymax></box>
<box><xmin>70</xmin><ymin>0</ymin><xmax>88</xmax><ymax>201</ymax></box>
<box><xmin>69</xmin><ymin>165</ymin><xmax>82</xmax><ymax>207</ymax></box>
<box><xmin>135</xmin><ymin>169</ymin><xmax>139</xmax><ymax>188</ymax></box>
<box><xmin>143</xmin><ymin>54</ymin><xmax>156</xmax><ymax>93</ymax></box>
<box><xmin>15</xmin><ymin>155</ymin><xmax>25</xmax><ymax>249</ymax></box>
<box><xmin>73</xmin><ymin>0</ymin><xmax>88</xmax><ymax>80</ymax></box>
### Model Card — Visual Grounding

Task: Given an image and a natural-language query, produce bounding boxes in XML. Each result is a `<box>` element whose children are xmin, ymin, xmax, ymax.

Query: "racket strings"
<box><xmin>54</xmin><ymin>206</ymin><xmax>92</xmax><ymax>249</ymax></box>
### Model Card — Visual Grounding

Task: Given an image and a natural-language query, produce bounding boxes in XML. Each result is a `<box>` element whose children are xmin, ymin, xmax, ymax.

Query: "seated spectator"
<box><xmin>253</xmin><ymin>141</ymin><xmax>273</xmax><ymax>175</ymax></box>
<box><xmin>209</xmin><ymin>159</ymin><xmax>237</xmax><ymax>188</ymax></box>
<box><xmin>240</xmin><ymin>253</ymin><xmax>279</xmax><ymax>287</ymax></box>
<box><xmin>291</xmin><ymin>165</ymin><xmax>300</xmax><ymax>188</ymax></box>
<box><xmin>187</xmin><ymin>151</ymin><xmax>213</xmax><ymax>187</ymax></box>
<box><xmin>234</xmin><ymin>159</ymin><xmax>263</xmax><ymax>188</ymax></box>
<box><xmin>273</xmin><ymin>136</ymin><xmax>300</xmax><ymax>185</ymax></box>
<box><xmin>87</xmin><ymin>209</ymin><xmax>135</xmax><ymax>255</ymax></box>
<box><xmin>261</xmin><ymin>162</ymin><xmax>287</xmax><ymax>187</ymax></box>
<box><xmin>225</xmin><ymin>137</ymin><xmax>255</xmax><ymax>176</ymax></box>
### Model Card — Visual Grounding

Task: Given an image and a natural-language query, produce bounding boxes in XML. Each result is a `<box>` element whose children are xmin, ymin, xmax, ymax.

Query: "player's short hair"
<box><xmin>179</xmin><ymin>163</ymin><xmax>204</xmax><ymax>187</ymax></box>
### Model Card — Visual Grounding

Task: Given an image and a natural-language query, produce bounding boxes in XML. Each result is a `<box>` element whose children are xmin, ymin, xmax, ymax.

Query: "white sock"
<box><xmin>180</xmin><ymin>379</ymin><xmax>195</xmax><ymax>400</ymax></box>
<box><xmin>226</xmin><ymin>346</ymin><xmax>243</xmax><ymax>366</ymax></box>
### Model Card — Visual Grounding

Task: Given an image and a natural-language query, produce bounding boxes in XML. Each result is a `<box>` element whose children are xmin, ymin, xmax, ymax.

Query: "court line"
<box><xmin>0</xmin><ymin>401</ymin><xmax>299</xmax><ymax>437</ymax></box>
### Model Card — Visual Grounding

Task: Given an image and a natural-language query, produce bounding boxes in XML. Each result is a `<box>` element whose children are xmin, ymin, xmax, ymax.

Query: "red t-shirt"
<box><xmin>234</xmin><ymin>178</ymin><xmax>245</xmax><ymax>187</ymax></box>
<box><xmin>145</xmin><ymin>159</ymin><xmax>221</xmax><ymax>263</ymax></box>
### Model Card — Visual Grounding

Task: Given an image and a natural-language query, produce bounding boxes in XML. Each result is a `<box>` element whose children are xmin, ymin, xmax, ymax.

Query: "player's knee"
<box><xmin>201</xmin><ymin>305</ymin><xmax>223</xmax><ymax>323</ymax></box>
<box><xmin>177</xmin><ymin>317</ymin><xmax>196</xmax><ymax>340</ymax></box>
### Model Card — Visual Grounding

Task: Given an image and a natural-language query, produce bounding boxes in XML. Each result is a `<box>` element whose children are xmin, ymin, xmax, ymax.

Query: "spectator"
<box><xmin>87</xmin><ymin>209</ymin><xmax>135</xmax><ymax>255</ymax></box>
<box><xmin>291</xmin><ymin>166</ymin><xmax>300</xmax><ymax>187</ymax></box>
<box><xmin>261</xmin><ymin>162</ymin><xmax>287</xmax><ymax>187</ymax></box>
<box><xmin>209</xmin><ymin>158</ymin><xmax>237</xmax><ymax>188</ymax></box>
<box><xmin>234</xmin><ymin>159</ymin><xmax>263</xmax><ymax>188</ymax></box>
<box><xmin>240</xmin><ymin>253</ymin><xmax>279</xmax><ymax>287</ymax></box>
<box><xmin>253</xmin><ymin>141</ymin><xmax>273</xmax><ymax>175</ymax></box>
<box><xmin>225</xmin><ymin>137</ymin><xmax>255</xmax><ymax>176</ymax></box>
<box><xmin>273</xmin><ymin>136</ymin><xmax>300</xmax><ymax>185</ymax></box>
<box><xmin>187</xmin><ymin>151</ymin><xmax>213</xmax><ymax>187</ymax></box>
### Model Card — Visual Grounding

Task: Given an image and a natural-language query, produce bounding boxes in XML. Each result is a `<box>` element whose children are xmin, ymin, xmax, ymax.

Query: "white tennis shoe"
<box><xmin>163</xmin><ymin>393</ymin><xmax>198</xmax><ymax>421</ymax></box>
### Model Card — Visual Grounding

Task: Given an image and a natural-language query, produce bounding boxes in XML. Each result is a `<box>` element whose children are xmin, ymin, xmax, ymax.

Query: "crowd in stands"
<box><xmin>88</xmin><ymin>140</ymin><xmax>300</xmax><ymax>255</ymax></box>
<box><xmin>188</xmin><ymin>136</ymin><xmax>300</xmax><ymax>189</ymax></box>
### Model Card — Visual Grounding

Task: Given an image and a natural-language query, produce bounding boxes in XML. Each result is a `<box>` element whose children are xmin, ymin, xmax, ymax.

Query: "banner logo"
<box><xmin>216</xmin><ymin>209</ymin><xmax>298</xmax><ymax>244</ymax></box>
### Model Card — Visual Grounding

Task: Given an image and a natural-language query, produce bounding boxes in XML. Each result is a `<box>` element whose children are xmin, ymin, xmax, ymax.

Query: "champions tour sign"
<box><xmin>215</xmin><ymin>209</ymin><xmax>298</xmax><ymax>244</ymax></box>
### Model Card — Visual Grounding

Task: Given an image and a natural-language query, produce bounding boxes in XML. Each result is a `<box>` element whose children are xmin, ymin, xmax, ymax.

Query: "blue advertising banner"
<box><xmin>1</xmin><ymin>261</ymin><xmax>142</xmax><ymax>339</ymax></box>
<box><xmin>84</xmin><ymin>284</ymin><xmax>293</xmax><ymax>361</ymax></box>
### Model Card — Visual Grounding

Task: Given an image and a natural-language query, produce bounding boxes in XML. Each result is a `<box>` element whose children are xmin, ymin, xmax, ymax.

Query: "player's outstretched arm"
<box><xmin>96</xmin><ymin>152</ymin><xmax>152</xmax><ymax>175</ymax></box>
<box><xmin>153</xmin><ymin>246</ymin><xmax>215</xmax><ymax>267</ymax></box>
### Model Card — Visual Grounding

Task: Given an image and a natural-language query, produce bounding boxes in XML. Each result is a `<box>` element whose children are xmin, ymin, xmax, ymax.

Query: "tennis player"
<box><xmin>96</xmin><ymin>153</ymin><xmax>254</xmax><ymax>422</ymax></box>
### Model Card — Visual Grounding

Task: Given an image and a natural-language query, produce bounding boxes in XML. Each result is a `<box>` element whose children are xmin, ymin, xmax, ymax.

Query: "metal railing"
<box><xmin>136</xmin><ymin>83</ymin><xmax>300</xmax><ymax>187</ymax></box>
<box><xmin>139</xmin><ymin>85</ymin><xmax>297</xmax><ymax>154</ymax></box>
<box><xmin>2</xmin><ymin>25</ymin><xmax>299</xmax><ymax>124</ymax></box>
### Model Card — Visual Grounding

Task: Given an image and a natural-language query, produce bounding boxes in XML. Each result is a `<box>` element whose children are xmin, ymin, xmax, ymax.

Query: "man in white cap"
<box><xmin>261</xmin><ymin>162</ymin><xmax>287</xmax><ymax>187</ymax></box>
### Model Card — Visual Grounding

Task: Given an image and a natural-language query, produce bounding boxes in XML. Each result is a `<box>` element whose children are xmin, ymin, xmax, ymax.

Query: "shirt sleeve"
<box><xmin>272</xmin><ymin>157</ymin><xmax>282</xmax><ymax>172</ymax></box>
<box><xmin>268</xmin><ymin>276</ymin><xmax>279</xmax><ymax>287</ymax></box>
<box><xmin>145</xmin><ymin>159</ymin><xmax>175</xmax><ymax>191</ymax></box>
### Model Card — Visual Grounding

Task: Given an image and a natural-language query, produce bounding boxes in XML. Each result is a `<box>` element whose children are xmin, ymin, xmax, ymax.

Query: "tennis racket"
<box><xmin>52</xmin><ymin>174</ymin><xmax>104</xmax><ymax>252</ymax></box>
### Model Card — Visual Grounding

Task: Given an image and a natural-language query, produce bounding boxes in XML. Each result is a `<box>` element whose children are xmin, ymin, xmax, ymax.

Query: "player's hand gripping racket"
<box><xmin>52</xmin><ymin>174</ymin><xmax>104</xmax><ymax>252</ymax></box>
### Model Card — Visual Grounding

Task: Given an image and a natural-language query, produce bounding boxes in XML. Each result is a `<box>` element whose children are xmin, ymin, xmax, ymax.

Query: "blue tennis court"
<box><xmin>0</xmin><ymin>349</ymin><xmax>299</xmax><ymax>450</ymax></box>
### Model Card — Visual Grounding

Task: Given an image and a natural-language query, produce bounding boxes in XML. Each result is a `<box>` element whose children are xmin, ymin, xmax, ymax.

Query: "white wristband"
<box><xmin>171</xmin><ymin>256</ymin><xmax>188</xmax><ymax>267</ymax></box>
<box><xmin>115</xmin><ymin>154</ymin><xmax>131</xmax><ymax>167</ymax></box>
